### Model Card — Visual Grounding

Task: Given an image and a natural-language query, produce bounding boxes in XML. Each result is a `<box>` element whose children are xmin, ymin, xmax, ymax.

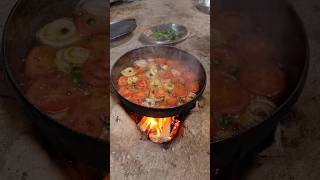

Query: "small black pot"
<box><xmin>111</xmin><ymin>45</ymin><xmax>207</xmax><ymax>118</ymax></box>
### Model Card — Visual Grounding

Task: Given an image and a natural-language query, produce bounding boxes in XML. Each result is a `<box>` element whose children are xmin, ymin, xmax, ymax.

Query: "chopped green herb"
<box><xmin>87</xmin><ymin>18</ymin><xmax>97</xmax><ymax>26</ymax></box>
<box><xmin>153</xmin><ymin>28</ymin><xmax>177</xmax><ymax>41</ymax></box>
<box><xmin>71</xmin><ymin>66</ymin><xmax>89</xmax><ymax>90</ymax></box>
<box><xmin>217</xmin><ymin>116</ymin><xmax>235</xmax><ymax>127</ymax></box>
<box><xmin>71</xmin><ymin>67</ymin><xmax>82</xmax><ymax>84</ymax></box>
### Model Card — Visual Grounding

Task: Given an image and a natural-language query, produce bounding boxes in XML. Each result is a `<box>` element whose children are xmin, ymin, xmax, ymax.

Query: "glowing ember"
<box><xmin>138</xmin><ymin>116</ymin><xmax>181</xmax><ymax>143</ymax></box>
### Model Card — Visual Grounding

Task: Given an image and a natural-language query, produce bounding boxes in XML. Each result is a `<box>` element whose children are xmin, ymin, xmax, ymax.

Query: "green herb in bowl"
<box><xmin>153</xmin><ymin>28</ymin><xmax>177</xmax><ymax>41</ymax></box>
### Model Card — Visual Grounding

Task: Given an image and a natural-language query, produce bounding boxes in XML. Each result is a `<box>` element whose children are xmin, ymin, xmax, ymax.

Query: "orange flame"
<box><xmin>138</xmin><ymin>116</ymin><xmax>180</xmax><ymax>143</ymax></box>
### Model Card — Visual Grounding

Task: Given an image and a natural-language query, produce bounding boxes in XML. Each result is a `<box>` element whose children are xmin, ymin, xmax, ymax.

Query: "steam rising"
<box><xmin>112</xmin><ymin>46</ymin><xmax>205</xmax><ymax>87</ymax></box>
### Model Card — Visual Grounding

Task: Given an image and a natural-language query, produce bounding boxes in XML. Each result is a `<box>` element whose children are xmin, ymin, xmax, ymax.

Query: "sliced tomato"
<box><xmin>153</xmin><ymin>88</ymin><xmax>166</xmax><ymax>98</ymax></box>
<box><xmin>80</xmin><ymin>35</ymin><xmax>107</xmax><ymax>54</ymax></box>
<box><xmin>65</xmin><ymin>96</ymin><xmax>104</xmax><ymax>138</ymax></box>
<box><xmin>26</xmin><ymin>72</ymin><xmax>81</xmax><ymax>114</ymax></box>
<box><xmin>159</xmin><ymin>71</ymin><xmax>173</xmax><ymax>80</ymax></box>
<box><xmin>130</xmin><ymin>94</ymin><xmax>144</xmax><ymax>105</ymax></box>
<box><xmin>36</xmin><ymin>95</ymin><xmax>76</xmax><ymax>113</ymax></box>
<box><xmin>68</xmin><ymin>109</ymin><xmax>103</xmax><ymax>138</ymax></box>
<box><xmin>158</xmin><ymin>102</ymin><xmax>168</xmax><ymax>108</ymax></box>
<box><xmin>173</xmin><ymin>76</ymin><xmax>187</xmax><ymax>84</ymax></box>
<box><xmin>81</xmin><ymin>55</ymin><xmax>107</xmax><ymax>87</ymax></box>
<box><xmin>213</xmin><ymin>72</ymin><xmax>249</xmax><ymax>115</ymax></box>
<box><xmin>118</xmin><ymin>86</ymin><xmax>132</xmax><ymax>99</ymax></box>
<box><xmin>173</xmin><ymin>84</ymin><xmax>188</xmax><ymax>97</ymax></box>
<box><xmin>75</xmin><ymin>13</ymin><xmax>107</xmax><ymax>35</ymax></box>
<box><xmin>136</xmin><ymin>90</ymin><xmax>149</xmax><ymax>99</ymax></box>
<box><xmin>239</xmin><ymin>62</ymin><xmax>285</xmax><ymax>97</ymax></box>
<box><xmin>213</xmin><ymin>46</ymin><xmax>243</xmax><ymax>73</ymax></box>
<box><xmin>136</xmin><ymin>79</ymin><xmax>149</xmax><ymax>90</ymax></box>
<box><xmin>117</xmin><ymin>76</ymin><xmax>128</xmax><ymax>86</ymax></box>
<box><xmin>136</xmin><ymin>72</ymin><xmax>146</xmax><ymax>80</ymax></box>
<box><xmin>165</xmin><ymin>96</ymin><xmax>178</xmax><ymax>106</ymax></box>
<box><xmin>186</xmin><ymin>81</ymin><xmax>199</xmax><ymax>93</ymax></box>
<box><xmin>24</xmin><ymin>45</ymin><xmax>57</xmax><ymax>80</ymax></box>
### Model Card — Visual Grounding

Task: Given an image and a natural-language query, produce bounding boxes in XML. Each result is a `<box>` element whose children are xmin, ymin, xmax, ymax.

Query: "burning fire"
<box><xmin>138</xmin><ymin>116</ymin><xmax>181</xmax><ymax>143</ymax></box>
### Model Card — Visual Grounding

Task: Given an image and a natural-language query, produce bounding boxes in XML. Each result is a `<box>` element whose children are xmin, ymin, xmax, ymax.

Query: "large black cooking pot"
<box><xmin>111</xmin><ymin>45</ymin><xmax>207</xmax><ymax>118</ymax></box>
<box><xmin>2</xmin><ymin>0</ymin><xmax>109</xmax><ymax>173</ymax></box>
<box><xmin>211</xmin><ymin>0</ymin><xmax>309</xmax><ymax>174</ymax></box>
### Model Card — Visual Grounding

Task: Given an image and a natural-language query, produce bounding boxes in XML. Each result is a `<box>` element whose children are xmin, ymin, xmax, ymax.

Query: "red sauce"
<box><xmin>117</xmin><ymin>58</ymin><xmax>200</xmax><ymax>108</ymax></box>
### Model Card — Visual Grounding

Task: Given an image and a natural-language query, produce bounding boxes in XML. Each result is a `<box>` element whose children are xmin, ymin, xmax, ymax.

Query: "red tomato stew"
<box><xmin>23</xmin><ymin>6</ymin><xmax>108</xmax><ymax>139</ymax></box>
<box><xmin>116</xmin><ymin>58</ymin><xmax>200</xmax><ymax>108</ymax></box>
<box><xmin>212</xmin><ymin>11</ymin><xmax>286</xmax><ymax>140</ymax></box>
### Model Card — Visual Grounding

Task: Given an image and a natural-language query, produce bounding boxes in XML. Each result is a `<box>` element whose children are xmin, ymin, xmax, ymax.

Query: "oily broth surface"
<box><xmin>212</xmin><ymin>10</ymin><xmax>286</xmax><ymax>141</ymax></box>
<box><xmin>23</xmin><ymin>3</ymin><xmax>108</xmax><ymax>139</ymax></box>
<box><xmin>116</xmin><ymin>58</ymin><xmax>200</xmax><ymax>108</ymax></box>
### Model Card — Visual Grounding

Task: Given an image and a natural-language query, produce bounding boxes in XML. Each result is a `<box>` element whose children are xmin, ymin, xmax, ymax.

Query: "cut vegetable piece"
<box><xmin>55</xmin><ymin>46</ymin><xmax>90</xmax><ymax>73</ymax></box>
<box><xmin>130</xmin><ymin>94</ymin><xmax>144</xmax><ymax>105</ymax></box>
<box><xmin>118</xmin><ymin>86</ymin><xmax>133</xmax><ymax>99</ymax></box>
<box><xmin>146</xmin><ymin>71</ymin><xmax>157</xmax><ymax>79</ymax></box>
<box><xmin>127</xmin><ymin>76</ymin><xmax>138</xmax><ymax>85</ymax></box>
<box><xmin>150</xmin><ymin>79</ymin><xmax>162</xmax><ymax>88</ymax></box>
<box><xmin>136</xmin><ymin>79</ymin><xmax>149</xmax><ymax>90</ymax></box>
<box><xmin>117</xmin><ymin>76</ymin><xmax>128</xmax><ymax>86</ymax></box>
<box><xmin>163</xmin><ymin>81</ymin><xmax>174</xmax><ymax>91</ymax></box>
<box><xmin>186</xmin><ymin>81</ymin><xmax>199</xmax><ymax>93</ymax></box>
<box><xmin>159</xmin><ymin>71</ymin><xmax>173</xmax><ymax>80</ymax></box>
<box><xmin>62</xmin><ymin>46</ymin><xmax>90</xmax><ymax>65</ymax></box>
<box><xmin>121</xmin><ymin>67</ymin><xmax>136</xmax><ymax>77</ymax></box>
<box><xmin>81</xmin><ymin>55</ymin><xmax>107</xmax><ymax>87</ymax></box>
<box><xmin>65</xmin><ymin>95</ymin><xmax>105</xmax><ymax>138</ymax></box>
<box><xmin>26</xmin><ymin>72</ymin><xmax>81</xmax><ymax>114</ymax></box>
<box><xmin>186</xmin><ymin>92</ymin><xmax>197</xmax><ymax>102</ymax></box>
<box><xmin>213</xmin><ymin>46</ymin><xmax>243</xmax><ymax>74</ymax></box>
<box><xmin>213</xmin><ymin>72</ymin><xmax>250</xmax><ymax>115</ymax></box>
<box><xmin>143</xmin><ymin>98</ymin><xmax>156</xmax><ymax>107</ymax></box>
<box><xmin>239</xmin><ymin>62</ymin><xmax>285</xmax><ymax>97</ymax></box>
<box><xmin>165</xmin><ymin>96</ymin><xmax>178</xmax><ymax>106</ymax></box>
<box><xmin>153</xmin><ymin>88</ymin><xmax>167</xmax><ymax>98</ymax></box>
<box><xmin>55</xmin><ymin>52</ymin><xmax>72</xmax><ymax>73</ymax></box>
<box><xmin>37</xmin><ymin>18</ymin><xmax>82</xmax><ymax>48</ymax></box>
<box><xmin>173</xmin><ymin>84</ymin><xmax>188</xmax><ymax>97</ymax></box>
<box><xmin>75</xmin><ymin>13</ymin><xmax>107</xmax><ymax>35</ymax></box>
<box><xmin>171</xmin><ymin>69</ymin><xmax>181</xmax><ymax>77</ymax></box>
<box><xmin>134</xmin><ymin>59</ymin><xmax>148</xmax><ymax>69</ymax></box>
<box><xmin>24</xmin><ymin>45</ymin><xmax>57</xmax><ymax>79</ymax></box>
